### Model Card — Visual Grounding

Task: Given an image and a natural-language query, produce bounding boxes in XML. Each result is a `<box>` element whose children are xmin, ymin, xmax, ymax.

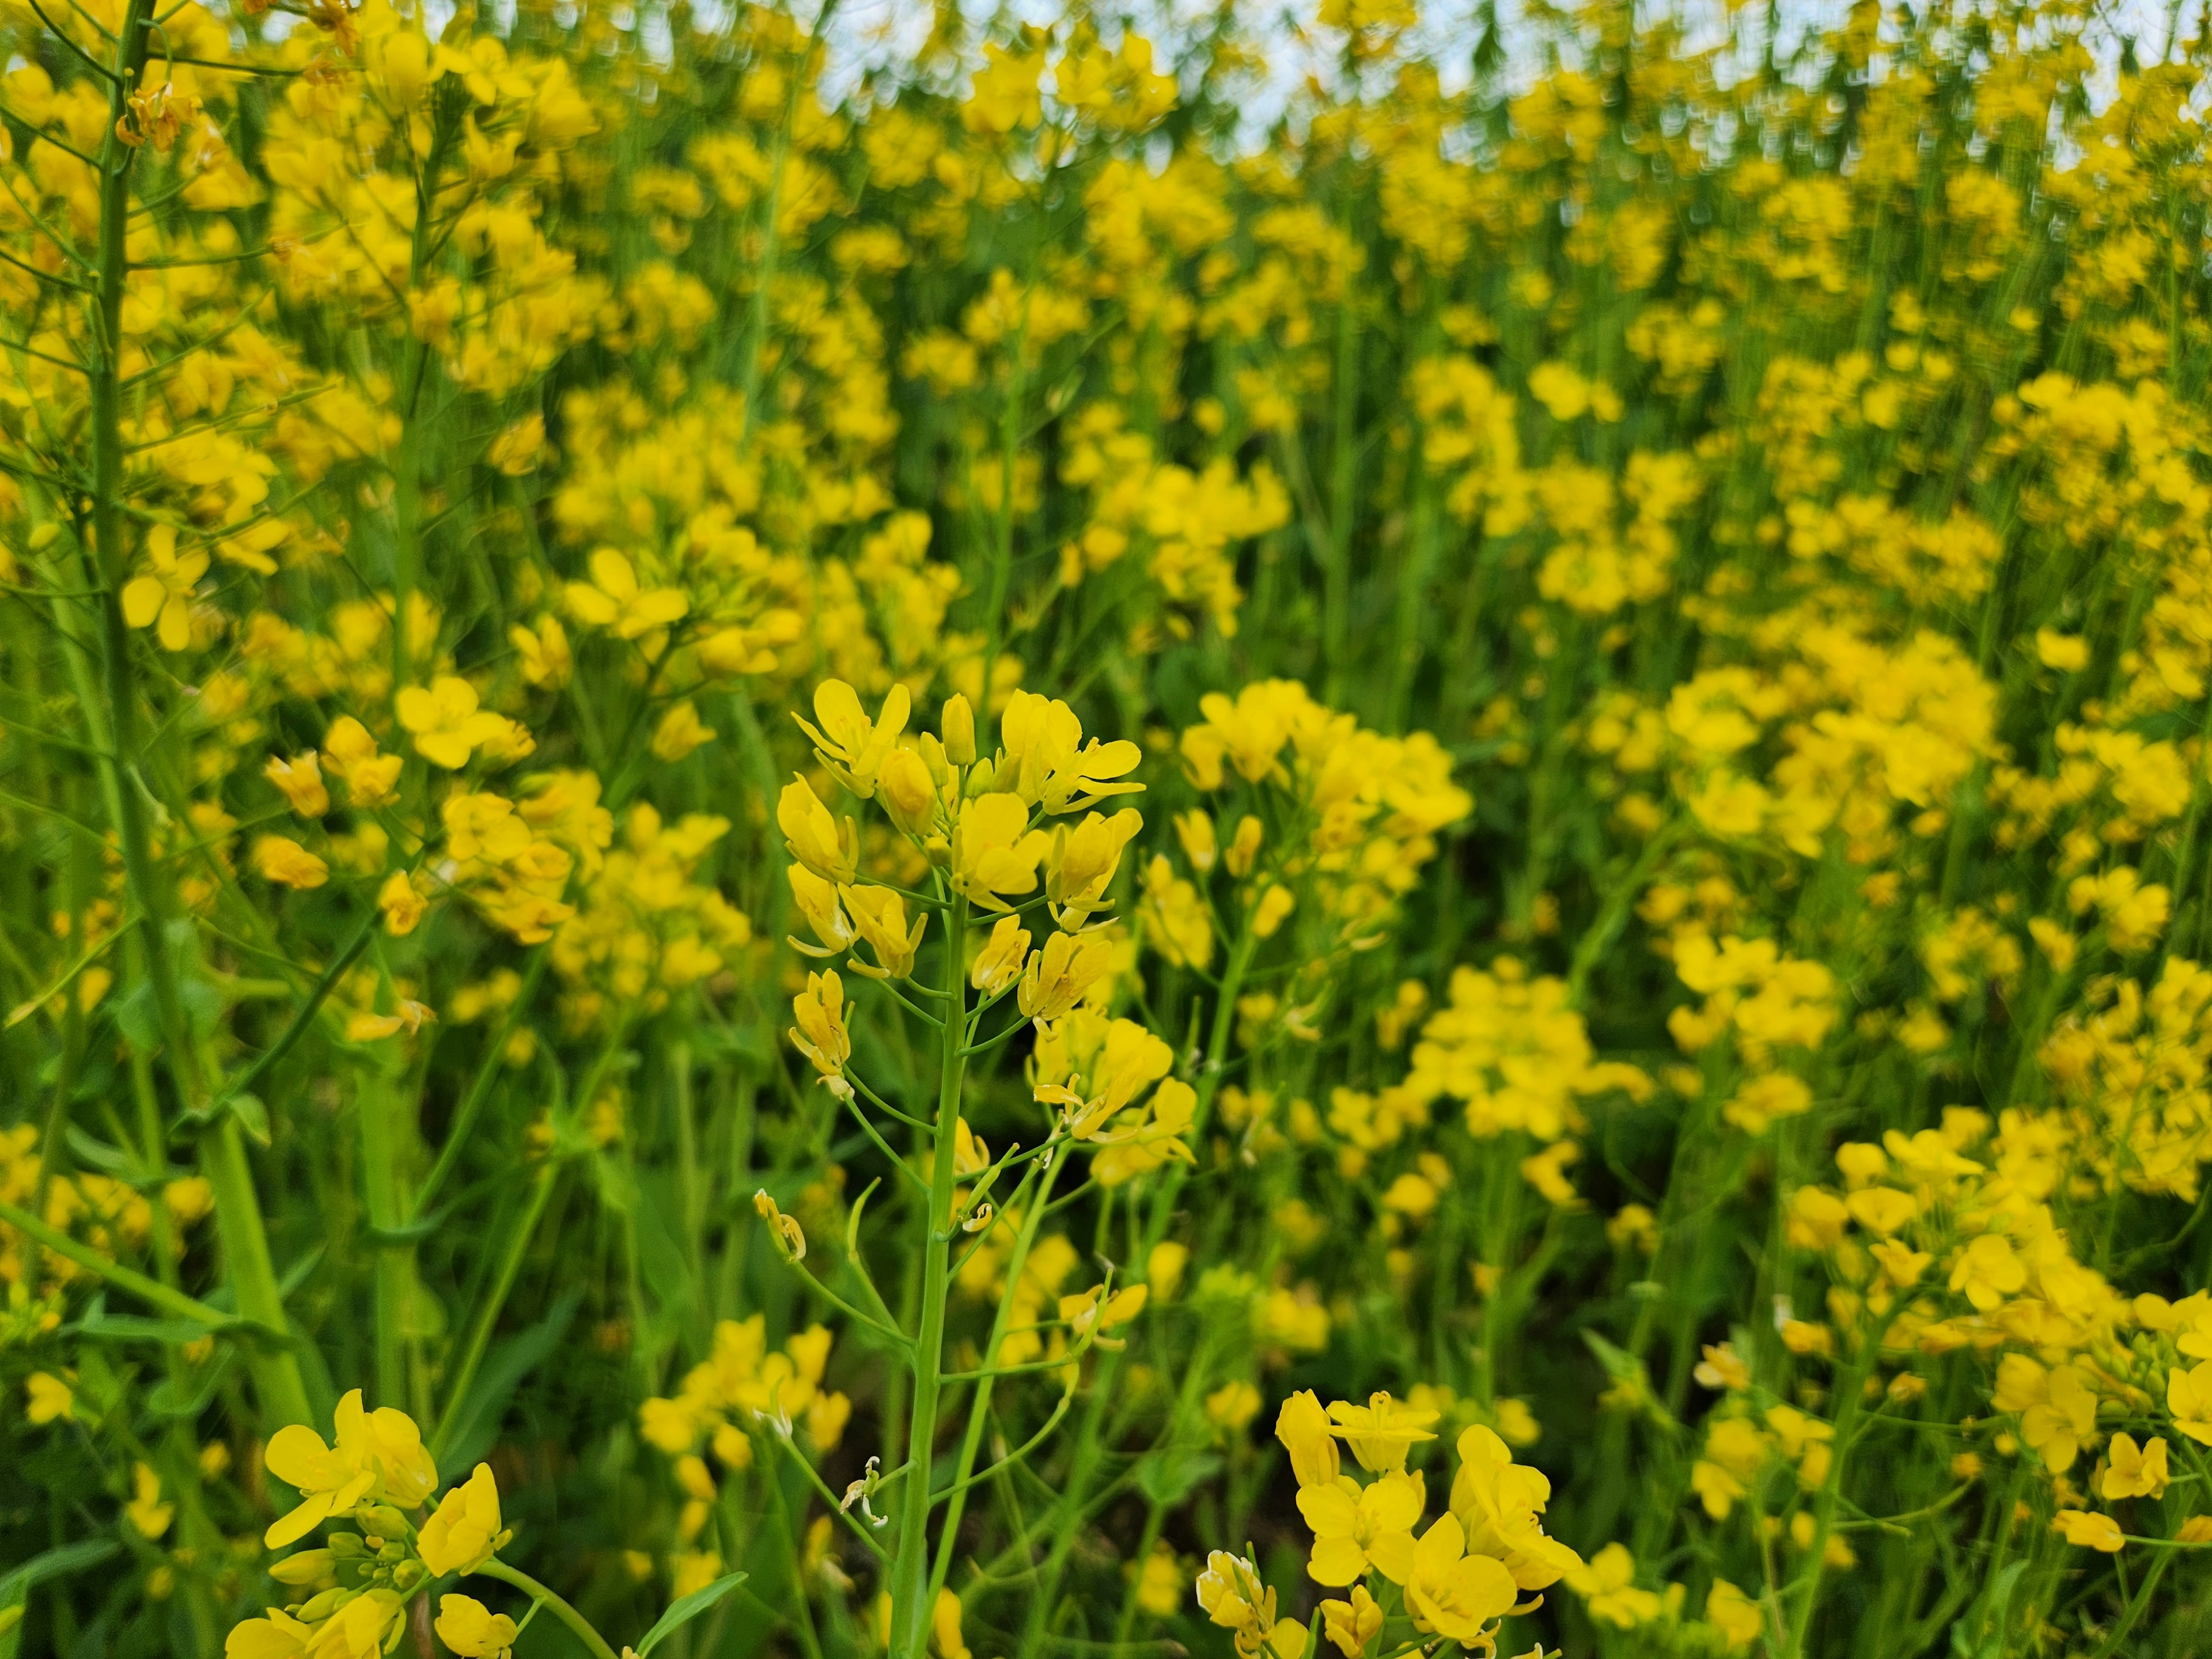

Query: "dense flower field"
<box><xmin>6</xmin><ymin>0</ymin><xmax>2212</xmax><ymax>1654</ymax></box>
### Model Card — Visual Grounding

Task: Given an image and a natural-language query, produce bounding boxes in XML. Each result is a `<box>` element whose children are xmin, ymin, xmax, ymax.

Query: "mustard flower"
<box><xmin>1318</xmin><ymin>1585</ymin><xmax>1382</xmax><ymax>1657</ymax></box>
<box><xmin>1017</xmin><ymin>929</ymin><xmax>1114</xmax><ymax>1021</ymax></box>
<box><xmin>970</xmin><ymin>915</ymin><xmax>1031</xmax><ymax>994</ymax></box>
<box><xmin>795</xmin><ymin>679</ymin><xmax>910</xmax><ymax>798</ymax></box>
<box><xmin>1327</xmin><ymin>1392</ymin><xmax>1440</xmax><ymax>1473</ymax></box>
<box><xmin>396</xmin><ymin>677</ymin><xmax>515</xmax><ymax>770</ymax></box>
<box><xmin>1045</xmin><ymin>808</ymin><xmax>1143</xmax><ymax>926</ymax></box>
<box><xmin>322</xmin><ymin>717</ymin><xmax>402</xmax><ymax>806</ymax></box>
<box><xmin>124</xmin><ymin>1462</ymin><xmax>173</xmax><ymax>1539</ymax></box>
<box><xmin>253</xmin><ymin>836</ymin><xmax>329</xmax><ymax>890</ymax></box>
<box><xmin>418</xmin><ymin>1463</ymin><xmax>508</xmax><ymax>1577</ymax></box>
<box><xmin>1403</xmin><ymin>1514</ymin><xmax>1517</xmax><ymax>1645</ymax></box>
<box><xmin>950</xmin><ymin>792</ymin><xmax>1049</xmax><ymax>909</ymax></box>
<box><xmin>1297</xmin><ymin>1469</ymin><xmax>1422</xmax><ymax>1585</ymax></box>
<box><xmin>264</xmin><ymin>752</ymin><xmax>329</xmax><ymax>817</ymax></box>
<box><xmin>120</xmin><ymin>525</ymin><xmax>207</xmax><ymax>653</ymax></box>
<box><xmin>565</xmin><ymin>548</ymin><xmax>689</xmax><ymax>638</ymax></box>
<box><xmin>787</xmin><ymin>865</ymin><xmax>857</xmax><ymax>957</ymax></box>
<box><xmin>434</xmin><ymin>1595</ymin><xmax>518</xmax><ymax>1659</ymax></box>
<box><xmin>2171</xmin><ymin>1361</ymin><xmax>2212</xmax><ymax>1443</ymax></box>
<box><xmin>262</xmin><ymin>1389</ymin><xmax>438</xmax><ymax>1547</ymax></box>
<box><xmin>789</xmin><ymin>969</ymin><xmax>853</xmax><ymax>1096</ymax></box>
<box><xmin>1276</xmin><ymin>1389</ymin><xmax>1342</xmax><ymax>1487</ymax></box>
<box><xmin>840</xmin><ymin>884</ymin><xmax>926</xmax><ymax>979</ymax></box>
<box><xmin>778</xmin><ymin>778</ymin><xmax>860</xmax><ymax>885</ymax></box>
<box><xmin>2052</xmin><ymin>1510</ymin><xmax>2126</xmax><ymax>1552</ymax></box>
<box><xmin>878</xmin><ymin>747</ymin><xmax>941</xmax><ymax>836</ymax></box>
<box><xmin>2103</xmin><ymin>1433</ymin><xmax>2171</xmax><ymax>1501</ymax></box>
<box><xmin>997</xmin><ymin>691</ymin><xmax>1143</xmax><ymax>813</ymax></box>
<box><xmin>1993</xmin><ymin>1355</ymin><xmax>2097</xmax><ymax>1472</ymax></box>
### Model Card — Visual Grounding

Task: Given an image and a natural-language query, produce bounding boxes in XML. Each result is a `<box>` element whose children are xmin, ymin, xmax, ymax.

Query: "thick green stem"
<box><xmin>359</xmin><ymin>1059</ymin><xmax>410</xmax><ymax>1413</ymax></box>
<box><xmin>476</xmin><ymin>1559</ymin><xmax>622</xmax><ymax>1659</ymax></box>
<box><xmin>201</xmin><ymin>1119</ymin><xmax>314</xmax><ymax>1426</ymax></box>
<box><xmin>926</xmin><ymin>1140</ymin><xmax>1065</xmax><ymax>1601</ymax></box>
<box><xmin>888</xmin><ymin>895</ymin><xmax>968</xmax><ymax>1659</ymax></box>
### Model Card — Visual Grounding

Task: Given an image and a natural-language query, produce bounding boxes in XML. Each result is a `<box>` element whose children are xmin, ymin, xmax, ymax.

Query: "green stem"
<box><xmin>476</xmin><ymin>1559</ymin><xmax>621</xmax><ymax>1659</ymax></box>
<box><xmin>429</xmin><ymin>1160</ymin><xmax>558</xmax><ymax>1460</ymax></box>
<box><xmin>887</xmin><ymin>893</ymin><xmax>969</xmax><ymax>1659</ymax></box>
<box><xmin>0</xmin><ymin>1196</ymin><xmax>228</xmax><ymax>1328</ymax></box>
<box><xmin>200</xmin><ymin>1119</ymin><xmax>314</xmax><ymax>1426</ymax></box>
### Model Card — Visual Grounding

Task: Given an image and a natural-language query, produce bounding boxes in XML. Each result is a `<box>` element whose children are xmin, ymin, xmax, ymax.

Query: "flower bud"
<box><xmin>358</xmin><ymin>1506</ymin><xmax>410</xmax><ymax>1541</ymax></box>
<box><xmin>327</xmin><ymin>1533</ymin><xmax>370</xmax><ymax>1558</ymax></box>
<box><xmin>942</xmin><ymin>695</ymin><xmax>976</xmax><ymax>765</ymax></box>
<box><xmin>879</xmin><ymin>748</ymin><xmax>939</xmax><ymax>838</ymax></box>
<box><xmin>296</xmin><ymin>1586</ymin><xmax>356</xmax><ymax>1623</ymax></box>
<box><xmin>270</xmin><ymin>1550</ymin><xmax>336</xmax><ymax>1587</ymax></box>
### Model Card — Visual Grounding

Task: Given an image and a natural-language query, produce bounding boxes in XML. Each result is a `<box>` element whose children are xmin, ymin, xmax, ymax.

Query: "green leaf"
<box><xmin>435</xmin><ymin>1291</ymin><xmax>582</xmax><ymax>1472</ymax></box>
<box><xmin>67</xmin><ymin>1311</ymin><xmax>237</xmax><ymax>1344</ymax></box>
<box><xmin>0</xmin><ymin>1541</ymin><xmax>119</xmax><ymax>1659</ymax></box>
<box><xmin>226</xmin><ymin>1091</ymin><xmax>271</xmax><ymax>1147</ymax></box>
<box><xmin>634</xmin><ymin>1572</ymin><xmax>748</xmax><ymax>1657</ymax></box>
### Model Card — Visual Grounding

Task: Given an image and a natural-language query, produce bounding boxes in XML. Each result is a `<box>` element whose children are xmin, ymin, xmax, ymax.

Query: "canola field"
<box><xmin>7</xmin><ymin>0</ymin><xmax>2212</xmax><ymax>1656</ymax></box>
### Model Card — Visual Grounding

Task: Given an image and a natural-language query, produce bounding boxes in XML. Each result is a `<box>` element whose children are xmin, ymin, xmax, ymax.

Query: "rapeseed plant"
<box><xmin>12</xmin><ymin>0</ymin><xmax>2212</xmax><ymax>1655</ymax></box>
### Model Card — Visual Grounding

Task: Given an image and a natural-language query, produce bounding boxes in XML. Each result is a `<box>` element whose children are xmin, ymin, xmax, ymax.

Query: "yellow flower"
<box><xmin>652</xmin><ymin>700</ymin><xmax>718</xmax><ymax>762</ymax></box>
<box><xmin>778</xmin><ymin>778</ymin><xmax>861</xmax><ymax>884</ymax></box>
<box><xmin>1706</xmin><ymin>1580</ymin><xmax>1766</xmax><ymax>1649</ymax></box>
<box><xmin>787</xmin><ymin>865</ymin><xmax>857</xmax><ymax>957</ymax></box>
<box><xmin>2169</xmin><ymin>1359</ymin><xmax>2212</xmax><ymax>1443</ymax></box>
<box><xmin>1993</xmin><ymin>1355</ymin><xmax>2096</xmax><ymax>1473</ymax></box>
<box><xmin>879</xmin><ymin>747</ymin><xmax>942</xmax><ymax>836</ymax></box>
<box><xmin>1297</xmin><ymin>1469</ymin><xmax>1422</xmax><ymax>1586</ymax></box>
<box><xmin>419</xmin><ymin>1463</ymin><xmax>507</xmax><ymax>1577</ymax></box>
<box><xmin>433</xmin><ymin>1594</ymin><xmax>518</xmax><ymax>1659</ymax></box>
<box><xmin>950</xmin><ymin>792</ymin><xmax>1050</xmax><ymax>910</ymax></box>
<box><xmin>27</xmin><ymin>1372</ymin><xmax>74</xmax><ymax>1424</ymax></box>
<box><xmin>379</xmin><ymin>870</ymin><xmax>428</xmax><ymax>936</ymax></box>
<box><xmin>222</xmin><ymin>1608</ymin><xmax>316</xmax><ymax>1658</ymax></box>
<box><xmin>397</xmin><ymin>677</ymin><xmax>515</xmax><ymax>770</ymax></box>
<box><xmin>2035</xmin><ymin>628</ymin><xmax>2090</xmax><ymax>671</ymax></box>
<box><xmin>1276</xmin><ymin>1389</ymin><xmax>1342</xmax><ymax>1487</ymax></box>
<box><xmin>253</xmin><ymin>836</ymin><xmax>329</xmax><ymax>889</ymax></box>
<box><xmin>1403</xmin><ymin>1514</ymin><xmax>1517</xmax><ymax>1645</ymax></box>
<box><xmin>2052</xmin><ymin>1509</ymin><xmax>2126</xmax><ymax>1552</ymax></box>
<box><xmin>565</xmin><ymin>547</ymin><xmax>690</xmax><ymax>638</ymax></box>
<box><xmin>1565</xmin><ymin>1541</ymin><xmax>1662</xmax><ymax>1628</ymax></box>
<box><xmin>931</xmin><ymin>1587</ymin><xmax>971</xmax><ymax>1659</ymax></box>
<box><xmin>790</xmin><ymin>969</ymin><xmax>853</xmax><ymax>1095</ymax></box>
<box><xmin>1017</xmin><ymin>929</ymin><xmax>1115</xmax><ymax>1023</ymax></box>
<box><xmin>1947</xmin><ymin>1232</ymin><xmax>2026</xmax><ymax>1311</ymax></box>
<box><xmin>841</xmin><ymin>884</ymin><xmax>926</xmax><ymax>979</ymax></box>
<box><xmin>1045</xmin><ymin>808</ymin><xmax>1144</xmax><ymax>926</ymax></box>
<box><xmin>264</xmin><ymin>752</ymin><xmax>329</xmax><ymax>817</ymax></box>
<box><xmin>262</xmin><ymin>1389</ymin><xmax>438</xmax><ymax>1548</ymax></box>
<box><xmin>1194</xmin><ymin>1551</ymin><xmax>1303</xmax><ymax>1659</ymax></box>
<box><xmin>1449</xmin><ymin>1425</ymin><xmax>1582</xmax><ymax>1588</ymax></box>
<box><xmin>1318</xmin><ymin>1584</ymin><xmax>1382</xmax><ymax>1657</ymax></box>
<box><xmin>795</xmin><ymin>680</ymin><xmax>910</xmax><ymax>798</ymax></box>
<box><xmin>1206</xmin><ymin>1381</ymin><xmax>1262</xmax><ymax>1433</ymax></box>
<box><xmin>120</xmin><ymin>525</ymin><xmax>207</xmax><ymax>653</ymax></box>
<box><xmin>510</xmin><ymin>615</ymin><xmax>571</xmax><ymax>688</ymax></box>
<box><xmin>1327</xmin><ymin>1392</ymin><xmax>1440</xmax><ymax>1473</ymax></box>
<box><xmin>125</xmin><ymin>1461</ymin><xmax>173</xmax><ymax>1539</ymax></box>
<box><xmin>1844</xmin><ymin>1186</ymin><xmax>1916</xmax><ymax>1236</ymax></box>
<box><xmin>322</xmin><ymin>718</ymin><xmax>403</xmax><ymax>806</ymax></box>
<box><xmin>969</xmin><ymin>915</ymin><xmax>1031</xmax><ymax>994</ymax></box>
<box><xmin>2103</xmin><ymin>1433</ymin><xmax>2170</xmax><ymax>1501</ymax></box>
<box><xmin>997</xmin><ymin>690</ymin><xmax>1143</xmax><ymax>813</ymax></box>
